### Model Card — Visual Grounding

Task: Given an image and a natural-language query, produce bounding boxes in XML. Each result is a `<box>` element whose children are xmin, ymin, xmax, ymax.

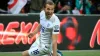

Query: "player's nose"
<box><xmin>48</xmin><ymin>10</ymin><xmax>53</xmax><ymax>13</ymax></box>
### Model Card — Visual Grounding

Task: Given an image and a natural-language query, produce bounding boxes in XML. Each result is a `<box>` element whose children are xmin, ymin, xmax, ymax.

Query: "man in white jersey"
<box><xmin>22</xmin><ymin>0</ymin><xmax>62</xmax><ymax>56</ymax></box>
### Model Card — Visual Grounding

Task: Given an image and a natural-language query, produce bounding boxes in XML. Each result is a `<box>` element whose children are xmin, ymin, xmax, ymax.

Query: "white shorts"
<box><xmin>28</xmin><ymin>37</ymin><xmax>51</xmax><ymax>56</ymax></box>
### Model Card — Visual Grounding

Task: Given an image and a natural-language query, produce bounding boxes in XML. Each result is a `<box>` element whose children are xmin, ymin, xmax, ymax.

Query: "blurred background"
<box><xmin>0</xmin><ymin>0</ymin><xmax>100</xmax><ymax>53</ymax></box>
<box><xmin>0</xmin><ymin>0</ymin><xmax>100</xmax><ymax>14</ymax></box>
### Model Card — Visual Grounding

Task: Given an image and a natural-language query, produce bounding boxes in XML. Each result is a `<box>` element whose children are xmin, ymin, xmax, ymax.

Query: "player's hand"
<box><xmin>28</xmin><ymin>33</ymin><xmax>34</xmax><ymax>38</ymax></box>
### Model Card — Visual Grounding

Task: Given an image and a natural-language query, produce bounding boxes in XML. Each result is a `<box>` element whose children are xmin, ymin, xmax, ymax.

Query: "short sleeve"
<box><xmin>52</xmin><ymin>17</ymin><xmax>60</xmax><ymax>34</ymax></box>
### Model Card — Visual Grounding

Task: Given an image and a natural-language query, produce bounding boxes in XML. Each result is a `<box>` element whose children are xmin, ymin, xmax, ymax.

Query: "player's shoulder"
<box><xmin>40</xmin><ymin>10</ymin><xmax>44</xmax><ymax>14</ymax></box>
<box><xmin>40</xmin><ymin>10</ymin><xmax>45</xmax><ymax>17</ymax></box>
<box><xmin>53</xmin><ymin>14</ymin><xmax>60</xmax><ymax>22</ymax></box>
<box><xmin>40</xmin><ymin>10</ymin><xmax>45</xmax><ymax>20</ymax></box>
<box><xmin>53</xmin><ymin>14</ymin><xmax>58</xmax><ymax>19</ymax></box>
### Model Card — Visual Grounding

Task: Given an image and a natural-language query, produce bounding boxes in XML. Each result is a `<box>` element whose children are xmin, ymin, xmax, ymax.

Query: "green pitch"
<box><xmin>0</xmin><ymin>50</ymin><xmax>100</xmax><ymax>56</ymax></box>
<box><xmin>63</xmin><ymin>50</ymin><xmax>100</xmax><ymax>56</ymax></box>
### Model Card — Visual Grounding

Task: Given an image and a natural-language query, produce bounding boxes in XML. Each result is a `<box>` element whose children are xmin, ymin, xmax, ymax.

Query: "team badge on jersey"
<box><xmin>46</xmin><ymin>22</ymin><xmax>53</xmax><ymax>28</ymax></box>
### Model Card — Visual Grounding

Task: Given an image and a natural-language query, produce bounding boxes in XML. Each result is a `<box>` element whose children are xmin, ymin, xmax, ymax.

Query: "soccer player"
<box><xmin>22</xmin><ymin>0</ymin><xmax>61</xmax><ymax>56</ymax></box>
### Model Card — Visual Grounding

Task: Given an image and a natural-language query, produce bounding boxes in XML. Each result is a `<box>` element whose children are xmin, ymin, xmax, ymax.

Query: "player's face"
<box><xmin>44</xmin><ymin>4</ymin><xmax>54</xmax><ymax>19</ymax></box>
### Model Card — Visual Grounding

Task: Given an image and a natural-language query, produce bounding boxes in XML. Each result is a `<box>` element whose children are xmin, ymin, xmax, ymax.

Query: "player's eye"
<box><xmin>51</xmin><ymin>9</ymin><xmax>54</xmax><ymax>11</ymax></box>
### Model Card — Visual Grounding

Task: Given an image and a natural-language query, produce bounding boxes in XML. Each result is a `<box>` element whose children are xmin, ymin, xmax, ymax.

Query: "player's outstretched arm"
<box><xmin>28</xmin><ymin>24</ymin><xmax>41</xmax><ymax>38</ymax></box>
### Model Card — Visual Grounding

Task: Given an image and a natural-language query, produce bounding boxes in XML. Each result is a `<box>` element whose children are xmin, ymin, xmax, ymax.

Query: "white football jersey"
<box><xmin>39</xmin><ymin>10</ymin><xmax>60</xmax><ymax>45</ymax></box>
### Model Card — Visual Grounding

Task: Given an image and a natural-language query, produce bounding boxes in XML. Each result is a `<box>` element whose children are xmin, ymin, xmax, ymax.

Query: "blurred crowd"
<box><xmin>0</xmin><ymin>0</ymin><xmax>100</xmax><ymax>14</ymax></box>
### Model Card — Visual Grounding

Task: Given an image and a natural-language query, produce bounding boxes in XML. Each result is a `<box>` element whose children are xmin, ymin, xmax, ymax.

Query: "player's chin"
<box><xmin>47</xmin><ymin>14</ymin><xmax>52</xmax><ymax>17</ymax></box>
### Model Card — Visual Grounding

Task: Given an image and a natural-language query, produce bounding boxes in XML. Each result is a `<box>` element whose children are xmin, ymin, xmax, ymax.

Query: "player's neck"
<box><xmin>46</xmin><ymin>14</ymin><xmax>53</xmax><ymax>20</ymax></box>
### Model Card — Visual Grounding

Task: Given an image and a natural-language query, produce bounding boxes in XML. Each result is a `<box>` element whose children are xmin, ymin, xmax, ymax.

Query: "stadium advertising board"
<box><xmin>0</xmin><ymin>14</ymin><xmax>100</xmax><ymax>51</ymax></box>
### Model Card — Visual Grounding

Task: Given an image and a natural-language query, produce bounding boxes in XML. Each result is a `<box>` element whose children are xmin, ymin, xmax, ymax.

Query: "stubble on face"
<box><xmin>44</xmin><ymin>4</ymin><xmax>54</xmax><ymax>19</ymax></box>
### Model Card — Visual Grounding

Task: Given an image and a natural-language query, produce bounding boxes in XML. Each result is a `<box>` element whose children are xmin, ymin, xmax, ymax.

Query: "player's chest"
<box><xmin>41</xmin><ymin>21</ymin><xmax>53</xmax><ymax>32</ymax></box>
